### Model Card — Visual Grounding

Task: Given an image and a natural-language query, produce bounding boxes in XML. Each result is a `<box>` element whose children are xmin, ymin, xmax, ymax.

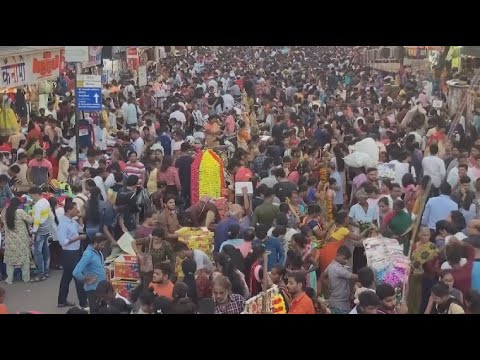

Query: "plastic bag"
<box><xmin>344</xmin><ymin>152</ymin><xmax>377</xmax><ymax>168</ymax></box>
<box><xmin>352</xmin><ymin>138</ymin><xmax>379</xmax><ymax>164</ymax></box>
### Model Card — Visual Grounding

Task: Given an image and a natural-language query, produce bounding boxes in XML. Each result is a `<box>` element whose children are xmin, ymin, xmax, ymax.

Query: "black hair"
<box><xmin>181</xmin><ymin>258</ymin><xmax>197</xmax><ymax>277</ymax></box>
<box><xmin>465</xmin><ymin>290</ymin><xmax>480</xmax><ymax>314</ymax></box>
<box><xmin>335</xmin><ymin>210</ymin><xmax>348</xmax><ymax>225</ymax></box>
<box><xmin>402</xmin><ymin>173</ymin><xmax>415</xmax><ymax>188</ymax></box>
<box><xmin>429</xmin><ymin>144</ymin><xmax>439</xmax><ymax>155</ymax></box>
<box><xmin>431</xmin><ymin>282</ymin><xmax>450</xmax><ymax>297</ymax></box>
<box><xmin>376</xmin><ymin>283</ymin><xmax>395</xmax><ymax>300</ymax></box>
<box><xmin>336</xmin><ymin>245</ymin><xmax>352</xmax><ymax>258</ymax></box>
<box><xmin>358</xmin><ymin>291</ymin><xmax>380</xmax><ymax>309</ymax></box>
<box><xmin>272</xmin><ymin>225</ymin><xmax>287</xmax><ymax>238</ymax></box>
<box><xmin>221</xmin><ymin>245</ymin><xmax>246</xmax><ymax>275</ymax></box>
<box><xmin>5</xmin><ymin>197</ymin><xmax>21</xmax><ymax>230</ymax></box>
<box><xmin>275</xmin><ymin>213</ymin><xmax>289</xmax><ymax>227</ymax></box>
<box><xmin>114</xmin><ymin>172</ymin><xmax>124</xmax><ymax>183</ymax></box>
<box><xmin>151</xmin><ymin>227</ymin><xmax>165</xmax><ymax>239</ymax></box>
<box><xmin>49</xmin><ymin>197</ymin><xmax>59</xmax><ymax>226</ymax></box>
<box><xmin>357</xmin><ymin>267</ymin><xmax>375</xmax><ymax>288</ymax></box>
<box><xmin>86</xmin><ymin>186</ymin><xmax>101</xmax><ymax>226</ymax></box>
<box><xmin>160</xmin><ymin>156</ymin><xmax>174</xmax><ymax>172</ymax></box>
<box><xmin>255</xmin><ymin>224</ymin><xmax>269</xmax><ymax>240</ymax></box>
<box><xmin>459</xmin><ymin>176</ymin><xmax>471</xmax><ymax>184</ymax></box>
<box><xmin>439</xmin><ymin>181</ymin><xmax>452</xmax><ymax>196</ymax></box>
<box><xmin>156</xmin><ymin>262</ymin><xmax>173</xmax><ymax>279</ymax></box>
<box><xmin>227</xmin><ymin>223</ymin><xmax>241</xmax><ymax>239</ymax></box>
<box><xmin>139</xmin><ymin>290</ymin><xmax>157</xmax><ymax>307</ymax></box>
<box><xmin>111</xmin><ymin>298</ymin><xmax>132</xmax><ymax>314</ymax></box>
<box><xmin>153</xmin><ymin>296</ymin><xmax>172</xmax><ymax>314</ymax></box>
<box><xmin>126</xmin><ymin>175</ymin><xmax>139</xmax><ymax>187</ymax></box>
<box><xmin>213</xmin><ymin>252</ymin><xmax>245</xmax><ymax>296</ymax></box>
<box><xmin>450</xmin><ymin>210</ymin><xmax>466</xmax><ymax>232</ymax></box>
<box><xmin>243</xmin><ymin>228</ymin><xmax>255</xmax><ymax>242</ymax></box>
<box><xmin>287</xmin><ymin>270</ymin><xmax>307</xmax><ymax>289</ymax></box>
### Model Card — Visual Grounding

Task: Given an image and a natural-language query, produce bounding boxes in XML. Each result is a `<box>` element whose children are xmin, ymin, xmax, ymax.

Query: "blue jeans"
<box><xmin>33</xmin><ymin>233</ymin><xmax>50</xmax><ymax>277</ymax></box>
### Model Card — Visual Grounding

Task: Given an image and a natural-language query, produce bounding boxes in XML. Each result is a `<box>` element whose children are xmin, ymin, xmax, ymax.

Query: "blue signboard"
<box><xmin>77</xmin><ymin>87</ymin><xmax>102</xmax><ymax>111</ymax></box>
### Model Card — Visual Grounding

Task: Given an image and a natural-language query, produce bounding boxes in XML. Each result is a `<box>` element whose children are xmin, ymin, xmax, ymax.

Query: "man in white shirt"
<box><xmin>422</xmin><ymin>144</ymin><xmax>446</xmax><ymax>193</ymax></box>
<box><xmin>222</xmin><ymin>90</ymin><xmax>235</xmax><ymax>111</ymax></box>
<box><xmin>389</xmin><ymin>152</ymin><xmax>416</xmax><ymax>185</ymax></box>
<box><xmin>208</xmin><ymin>77</ymin><xmax>218</xmax><ymax>93</ymax></box>
<box><xmin>169</xmin><ymin>105</ymin><xmax>187</xmax><ymax>125</ymax></box>
<box><xmin>123</xmin><ymin>80</ymin><xmax>136</xmax><ymax>100</ymax></box>
<box><xmin>130</xmin><ymin>129</ymin><xmax>145</xmax><ymax>158</ymax></box>
<box><xmin>45</xmin><ymin>102</ymin><xmax>57</xmax><ymax>120</ymax></box>
<box><xmin>125</xmin><ymin>98</ymin><xmax>139</xmax><ymax>128</ymax></box>
<box><xmin>447</xmin><ymin>162</ymin><xmax>476</xmax><ymax>192</ymax></box>
<box><xmin>57</xmin><ymin>201</ymin><xmax>88</xmax><ymax>308</ymax></box>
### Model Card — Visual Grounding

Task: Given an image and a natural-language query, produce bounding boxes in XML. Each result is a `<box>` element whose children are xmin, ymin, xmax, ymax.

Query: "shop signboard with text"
<box><xmin>0</xmin><ymin>54</ymin><xmax>28</xmax><ymax>89</ymax></box>
<box><xmin>82</xmin><ymin>46</ymin><xmax>103</xmax><ymax>69</ymax></box>
<box><xmin>127</xmin><ymin>47</ymin><xmax>139</xmax><ymax>70</ymax></box>
<box><xmin>28</xmin><ymin>50</ymin><xmax>61</xmax><ymax>82</ymax></box>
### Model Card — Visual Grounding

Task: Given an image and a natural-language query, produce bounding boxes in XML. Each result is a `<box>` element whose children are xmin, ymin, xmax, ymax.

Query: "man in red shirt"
<box><xmin>287</xmin><ymin>271</ymin><xmax>315</xmax><ymax>314</ymax></box>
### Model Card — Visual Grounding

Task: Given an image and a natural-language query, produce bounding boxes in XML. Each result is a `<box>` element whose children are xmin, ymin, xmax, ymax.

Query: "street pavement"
<box><xmin>3</xmin><ymin>270</ymin><xmax>76</xmax><ymax>314</ymax></box>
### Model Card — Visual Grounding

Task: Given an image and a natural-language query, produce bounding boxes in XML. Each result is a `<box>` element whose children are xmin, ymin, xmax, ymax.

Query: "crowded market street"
<box><xmin>0</xmin><ymin>45</ymin><xmax>480</xmax><ymax>315</ymax></box>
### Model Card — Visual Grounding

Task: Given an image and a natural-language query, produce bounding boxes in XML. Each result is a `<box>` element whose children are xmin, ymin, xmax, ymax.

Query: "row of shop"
<box><xmin>0</xmin><ymin>45</ymin><xmax>186</xmax><ymax>121</ymax></box>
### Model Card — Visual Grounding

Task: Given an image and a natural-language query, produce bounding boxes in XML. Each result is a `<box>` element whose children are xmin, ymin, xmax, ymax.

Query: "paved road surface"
<box><xmin>3</xmin><ymin>270</ymin><xmax>77</xmax><ymax>314</ymax></box>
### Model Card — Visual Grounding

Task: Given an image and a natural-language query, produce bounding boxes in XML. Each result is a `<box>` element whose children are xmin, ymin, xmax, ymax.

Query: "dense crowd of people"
<box><xmin>1</xmin><ymin>45</ymin><xmax>480</xmax><ymax>314</ymax></box>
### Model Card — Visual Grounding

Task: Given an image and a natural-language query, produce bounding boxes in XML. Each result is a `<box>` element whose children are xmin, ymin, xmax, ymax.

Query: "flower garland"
<box><xmin>271</xmin><ymin>294</ymin><xmax>286</xmax><ymax>314</ymax></box>
<box><xmin>190</xmin><ymin>151</ymin><xmax>204</xmax><ymax>204</ymax></box>
<box><xmin>199</xmin><ymin>150</ymin><xmax>223</xmax><ymax>199</ymax></box>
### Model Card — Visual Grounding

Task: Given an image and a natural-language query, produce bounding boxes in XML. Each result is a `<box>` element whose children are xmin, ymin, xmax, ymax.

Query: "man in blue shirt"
<box><xmin>252</xmin><ymin>224</ymin><xmax>285</xmax><ymax>271</ymax></box>
<box><xmin>57</xmin><ymin>202</ymin><xmax>88</xmax><ymax>309</ymax></box>
<box><xmin>73</xmin><ymin>234</ymin><xmax>108</xmax><ymax>314</ymax></box>
<box><xmin>214</xmin><ymin>204</ymin><xmax>244</xmax><ymax>253</ymax></box>
<box><xmin>422</xmin><ymin>182</ymin><xmax>458</xmax><ymax>237</ymax></box>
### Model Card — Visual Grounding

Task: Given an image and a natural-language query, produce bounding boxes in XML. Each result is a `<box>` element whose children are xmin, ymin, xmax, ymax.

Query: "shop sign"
<box><xmin>29</xmin><ymin>50</ymin><xmax>61</xmax><ymax>82</ymax></box>
<box><xmin>0</xmin><ymin>55</ymin><xmax>28</xmax><ymax>88</ymax></box>
<box><xmin>82</xmin><ymin>46</ymin><xmax>103</xmax><ymax>69</ymax></box>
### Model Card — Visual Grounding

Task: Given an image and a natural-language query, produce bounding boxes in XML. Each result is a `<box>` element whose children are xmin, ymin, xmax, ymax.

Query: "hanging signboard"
<box><xmin>82</xmin><ymin>46</ymin><xmax>103</xmax><ymax>69</ymax></box>
<box><xmin>65</xmin><ymin>46</ymin><xmax>89</xmax><ymax>62</ymax></box>
<box><xmin>127</xmin><ymin>47</ymin><xmax>139</xmax><ymax>70</ymax></box>
<box><xmin>138</xmin><ymin>65</ymin><xmax>147</xmax><ymax>87</ymax></box>
<box><xmin>0</xmin><ymin>55</ymin><xmax>28</xmax><ymax>89</ymax></box>
<box><xmin>28</xmin><ymin>50</ymin><xmax>61</xmax><ymax>82</ymax></box>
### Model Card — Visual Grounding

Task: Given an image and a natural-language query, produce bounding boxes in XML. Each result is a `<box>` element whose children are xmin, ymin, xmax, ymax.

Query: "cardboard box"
<box><xmin>105</xmin><ymin>265</ymin><xmax>114</xmax><ymax>282</ymax></box>
<box><xmin>113</xmin><ymin>255</ymin><xmax>140</xmax><ymax>280</ymax></box>
<box><xmin>111</xmin><ymin>278</ymin><xmax>140</xmax><ymax>298</ymax></box>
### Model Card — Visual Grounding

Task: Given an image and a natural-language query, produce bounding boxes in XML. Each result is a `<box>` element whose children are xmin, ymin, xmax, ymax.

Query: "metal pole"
<box><xmin>75</xmin><ymin>62</ymin><xmax>82</xmax><ymax>170</ymax></box>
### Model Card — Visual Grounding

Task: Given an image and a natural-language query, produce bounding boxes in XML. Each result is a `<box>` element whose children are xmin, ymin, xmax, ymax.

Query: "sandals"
<box><xmin>30</xmin><ymin>275</ymin><xmax>46</xmax><ymax>283</ymax></box>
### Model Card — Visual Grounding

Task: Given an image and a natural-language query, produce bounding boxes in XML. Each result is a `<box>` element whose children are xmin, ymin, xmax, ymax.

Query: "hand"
<box><xmin>242</xmin><ymin>186</ymin><xmax>248</xmax><ymax>194</ymax></box>
<box><xmin>84</xmin><ymin>276</ymin><xmax>97</xmax><ymax>285</ymax></box>
<box><xmin>396</xmin><ymin>302</ymin><xmax>408</xmax><ymax>315</ymax></box>
<box><xmin>78</xmin><ymin>234</ymin><xmax>87</xmax><ymax>241</ymax></box>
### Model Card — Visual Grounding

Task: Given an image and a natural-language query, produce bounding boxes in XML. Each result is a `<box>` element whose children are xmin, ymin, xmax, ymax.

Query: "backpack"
<box><xmin>136</xmin><ymin>187</ymin><xmax>155</xmax><ymax>222</ymax></box>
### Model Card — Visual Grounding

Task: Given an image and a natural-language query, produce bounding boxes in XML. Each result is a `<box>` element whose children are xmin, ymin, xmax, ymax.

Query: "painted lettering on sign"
<box><xmin>1</xmin><ymin>63</ymin><xmax>26</xmax><ymax>87</ymax></box>
<box><xmin>32</xmin><ymin>52</ymin><xmax>60</xmax><ymax>78</ymax></box>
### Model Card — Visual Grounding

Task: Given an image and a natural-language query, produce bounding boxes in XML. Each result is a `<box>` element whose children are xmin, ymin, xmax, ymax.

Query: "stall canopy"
<box><xmin>460</xmin><ymin>46</ymin><xmax>480</xmax><ymax>58</ymax></box>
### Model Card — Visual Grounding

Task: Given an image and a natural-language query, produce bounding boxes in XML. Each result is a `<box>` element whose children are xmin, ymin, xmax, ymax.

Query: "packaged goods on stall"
<box><xmin>364</xmin><ymin>236</ymin><xmax>410</xmax><ymax>289</ymax></box>
<box><xmin>111</xmin><ymin>278</ymin><xmax>140</xmax><ymax>298</ymax></box>
<box><xmin>175</xmin><ymin>227</ymin><xmax>214</xmax><ymax>257</ymax></box>
<box><xmin>243</xmin><ymin>285</ymin><xmax>283</xmax><ymax>314</ymax></box>
<box><xmin>113</xmin><ymin>255</ymin><xmax>140</xmax><ymax>280</ymax></box>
